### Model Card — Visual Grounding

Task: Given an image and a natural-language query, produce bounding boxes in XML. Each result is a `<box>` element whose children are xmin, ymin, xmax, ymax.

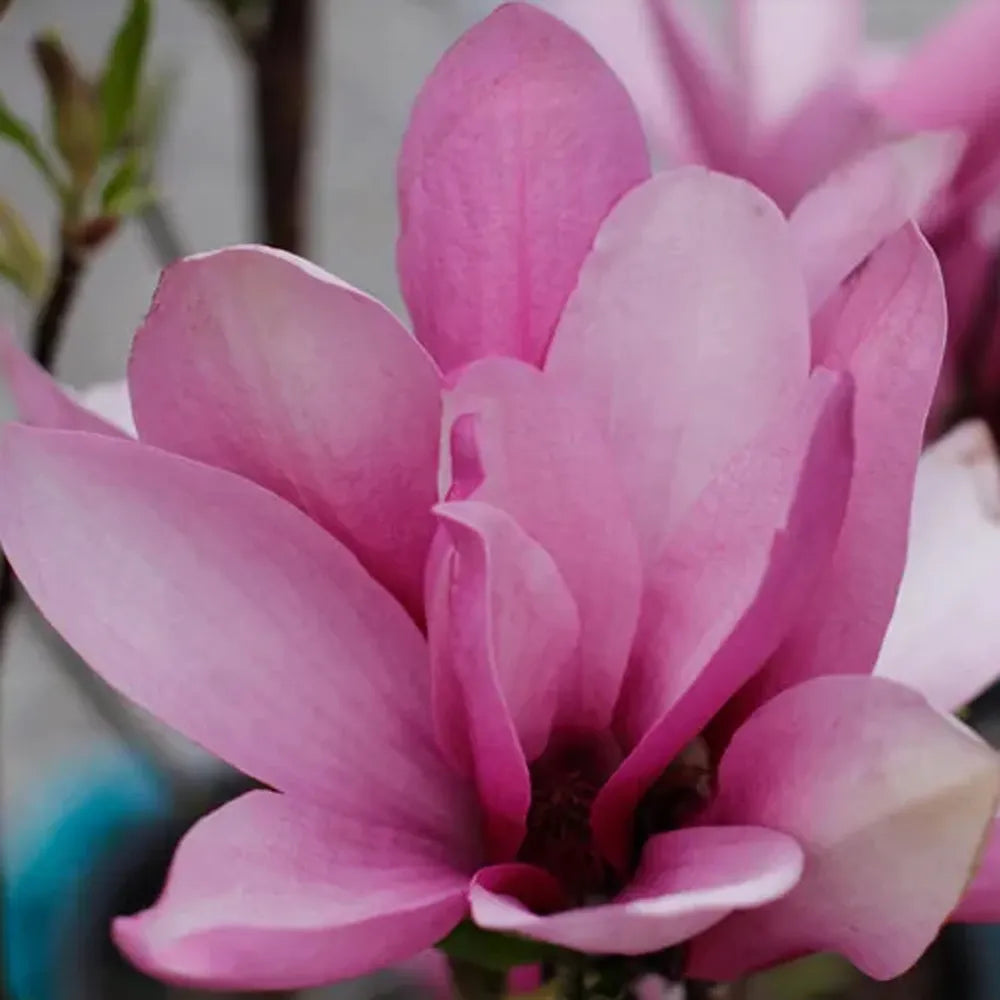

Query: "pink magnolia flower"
<box><xmin>536</xmin><ymin>0</ymin><xmax>1000</xmax><ymax>432</ymax></box>
<box><xmin>2</xmin><ymin>4</ymin><xmax>1000</xmax><ymax>991</ymax></box>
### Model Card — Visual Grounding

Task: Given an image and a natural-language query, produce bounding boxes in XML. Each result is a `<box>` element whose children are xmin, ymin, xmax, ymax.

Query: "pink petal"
<box><xmin>428</xmin><ymin>500</ymin><xmax>579</xmax><ymax>858</ymax></box>
<box><xmin>644</xmin><ymin>0</ymin><xmax>745</xmax><ymax>170</ymax></box>
<box><xmin>532</xmin><ymin>0</ymin><xmax>711</xmax><ymax>164</ymax></box>
<box><xmin>114</xmin><ymin>791</ymin><xmax>471</xmax><ymax>990</ymax></box>
<box><xmin>873</xmin><ymin>0</ymin><xmax>1000</xmax><ymax>131</ymax></box>
<box><xmin>789</xmin><ymin>133</ymin><xmax>964</xmax><ymax>314</ymax></box>
<box><xmin>755</xmin><ymin>224</ymin><xmax>946</xmax><ymax>701</ymax></box>
<box><xmin>546</xmin><ymin>168</ymin><xmax>810</xmax><ymax>556</ymax></box>
<box><xmin>688</xmin><ymin>675</ymin><xmax>1000</xmax><ymax>982</ymax></box>
<box><xmin>74</xmin><ymin>379</ymin><xmax>136</xmax><ymax>436</ymax></box>
<box><xmin>396</xmin><ymin>2</ymin><xmax>650</xmax><ymax>372</ymax></box>
<box><xmin>0</xmin><ymin>426</ymin><xmax>475</xmax><ymax>848</ymax></box>
<box><xmin>595</xmin><ymin>369</ymin><xmax>854</xmax><ymax>867</ymax></box>
<box><xmin>470</xmin><ymin>826</ymin><xmax>803</xmax><ymax>955</ymax></box>
<box><xmin>748</xmin><ymin>81</ymin><xmax>885</xmax><ymax>215</ymax></box>
<box><xmin>732</xmin><ymin>0</ymin><xmax>862</xmax><ymax>130</ymax></box>
<box><xmin>0</xmin><ymin>328</ymin><xmax>125</xmax><ymax>437</ymax></box>
<box><xmin>444</xmin><ymin>358</ymin><xmax>641</xmax><ymax>732</ymax></box>
<box><xmin>954</xmin><ymin>812</ymin><xmax>1000</xmax><ymax>922</ymax></box>
<box><xmin>129</xmin><ymin>246</ymin><xmax>441</xmax><ymax>614</ymax></box>
<box><xmin>876</xmin><ymin>421</ymin><xmax>1000</xmax><ymax>712</ymax></box>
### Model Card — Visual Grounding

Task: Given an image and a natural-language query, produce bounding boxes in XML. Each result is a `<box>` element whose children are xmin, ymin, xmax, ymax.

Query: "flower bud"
<box><xmin>32</xmin><ymin>31</ymin><xmax>102</xmax><ymax>190</ymax></box>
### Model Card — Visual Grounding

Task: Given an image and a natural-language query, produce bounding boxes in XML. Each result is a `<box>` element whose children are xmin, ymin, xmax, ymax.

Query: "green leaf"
<box><xmin>0</xmin><ymin>95</ymin><xmax>61</xmax><ymax>192</ymax></box>
<box><xmin>0</xmin><ymin>196</ymin><xmax>47</xmax><ymax>299</ymax></box>
<box><xmin>100</xmin><ymin>0</ymin><xmax>151</xmax><ymax>152</ymax></box>
<box><xmin>100</xmin><ymin>151</ymin><xmax>141</xmax><ymax>212</ymax></box>
<box><xmin>436</xmin><ymin>921</ymin><xmax>568</xmax><ymax>972</ymax></box>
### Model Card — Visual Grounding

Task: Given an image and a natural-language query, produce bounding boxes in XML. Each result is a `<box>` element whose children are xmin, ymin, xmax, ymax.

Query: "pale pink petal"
<box><xmin>396</xmin><ymin>2</ymin><xmax>650</xmax><ymax>372</ymax></box>
<box><xmin>114</xmin><ymin>791</ymin><xmax>470</xmax><ymax>990</ymax></box>
<box><xmin>874</xmin><ymin>0</ymin><xmax>1000</xmax><ymax>131</ymax></box>
<box><xmin>745</xmin><ymin>81</ymin><xmax>883</xmax><ymax>215</ymax></box>
<box><xmin>644</xmin><ymin>0</ymin><xmax>745</xmax><ymax>171</ymax></box>
<box><xmin>470</xmin><ymin>827</ymin><xmax>803</xmax><ymax>955</ymax></box>
<box><xmin>595</xmin><ymin>370</ymin><xmax>854</xmax><ymax>866</ymax></box>
<box><xmin>546</xmin><ymin>168</ymin><xmax>810</xmax><ymax>554</ymax></box>
<box><xmin>790</xmin><ymin>133</ymin><xmax>964</xmax><ymax>313</ymax></box>
<box><xmin>0</xmin><ymin>427</ymin><xmax>475</xmax><ymax>848</ymax></box>
<box><xmin>532</xmin><ymin>0</ymin><xmax>710</xmax><ymax>164</ymax></box>
<box><xmin>954</xmin><ymin>812</ymin><xmax>1000</xmax><ymax>922</ymax></box>
<box><xmin>129</xmin><ymin>246</ymin><xmax>440</xmax><ymax>614</ymax></box>
<box><xmin>732</xmin><ymin>0</ymin><xmax>862</xmax><ymax>130</ymax></box>
<box><xmin>755</xmin><ymin>225</ymin><xmax>946</xmax><ymax>701</ymax></box>
<box><xmin>74</xmin><ymin>379</ymin><xmax>136</xmax><ymax>436</ymax></box>
<box><xmin>0</xmin><ymin>328</ymin><xmax>125</xmax><ymax>437</ymax></box>
<box><xmin>444</xmin><ymin>359</ymin><xmax>641</xmax><ymax>732</ymax></box>
<box><xmin>688</xmin><ymin>676</ymin><xmax>1000</xmax><ymax>982</ymax></box>
<box><xmin>428</xmin><ymin>500</ymin><xmax>579</xmax><ymax>857</ymax></box>
<box><xmin>876</xmin><ymin>421</ymin><xmax>1000</xmax><ymax>712</ymax></box>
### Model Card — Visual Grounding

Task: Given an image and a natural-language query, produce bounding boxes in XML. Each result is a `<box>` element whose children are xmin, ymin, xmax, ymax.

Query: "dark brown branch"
<box><xmin>249</xmin><ymin>0</ymin><xmax>314</xmax><ymax>252</ymax></box>
<box><xmin>0</xmin><ymin>243</ymin><xmax>86</xmax><ymax>656</ymax></box>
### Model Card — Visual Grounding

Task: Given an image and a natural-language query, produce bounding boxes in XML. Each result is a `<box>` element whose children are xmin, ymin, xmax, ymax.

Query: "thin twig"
<box><xmin>0</xmin><ymin>244</ymin><xmax>86</xmax><ymax>657</ymax></box>
<box><xmin>249</xmin><ymin>0</ymin><xmax>314</xmax><ymax>252</ymax></box>
<box><xmin>139</xmin><ymin>198</ymin><xmax>185</xmax><ymax>265</ymax></box>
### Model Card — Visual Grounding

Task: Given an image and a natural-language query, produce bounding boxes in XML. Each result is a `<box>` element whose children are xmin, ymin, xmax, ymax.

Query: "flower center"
<box><xmin>518</xmin><ymin>732</ymin><xmax>619</xmax><ymax>904</ymax></box>
<box><xmin>517</xmin><ymin>734</ymin><xmax>716</xmax><ymax>904</ymax></box>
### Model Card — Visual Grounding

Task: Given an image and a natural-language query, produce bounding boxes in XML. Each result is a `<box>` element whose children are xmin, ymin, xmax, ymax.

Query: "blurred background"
<box><xmin>0</xmin><ymin>1</ymin><xmax>986</xmax><ymax>998</ymax></box>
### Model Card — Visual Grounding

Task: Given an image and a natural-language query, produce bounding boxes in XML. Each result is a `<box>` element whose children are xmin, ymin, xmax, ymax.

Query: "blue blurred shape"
<box><xmin>3</xmin><ymin>749</ymin><xmax>172</xmax><ymax>1000</ymax></box>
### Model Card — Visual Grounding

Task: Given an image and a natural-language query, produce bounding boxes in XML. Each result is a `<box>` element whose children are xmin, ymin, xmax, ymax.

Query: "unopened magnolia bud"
<box><xmin>33</xmin><ymin>31</ymin><xmax>102</xmax><ymax>189</ymax></box>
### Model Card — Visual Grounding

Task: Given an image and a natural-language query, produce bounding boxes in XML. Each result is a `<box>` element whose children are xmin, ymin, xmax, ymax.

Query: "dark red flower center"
<box><xmin>518</xmin><ymin>733</ymin><xmax>715</xmax><ymax>904</ymax></box>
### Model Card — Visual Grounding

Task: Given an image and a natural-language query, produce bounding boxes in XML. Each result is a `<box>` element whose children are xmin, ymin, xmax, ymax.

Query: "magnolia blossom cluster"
<box><xmin>4</xmin><ymin>1</ymin><xmax>1000</xmax><ymax>994</ymax></box>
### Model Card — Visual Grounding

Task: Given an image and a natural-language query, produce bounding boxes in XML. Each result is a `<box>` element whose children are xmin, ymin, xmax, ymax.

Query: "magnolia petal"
<box><xmin>397</xmin><ymin>2</ymin><xmax>649</xmax><ymax>372</ymax></box>
<box><xmin>74</xmin><ymin>380</ymin><xmax>136</xmax><ymax>436</ymax></box>
<box><xmin>0</xmin><ymin>427</ymin><xmax>475</xmax><ymax>848</ymax></box>
<box><xmin>0</xmin><ymin>328</ymin><xmax>125</xmax><ymax>437</ymax></box>
<box><xmin>733</xmin><ymin>0</ymin><xmax>862</xmax><ymax>129</ymax></box>
<box><xmin>547</xmin><ymin>168</ymin><xmax>810</xmax><ymax>555</ymax></box>
<box><xmin>532</xmin><ymin>0</ymin><xmax>708</xmax><ymax>164</ymax></box>
<box><xmin>644</xmin><ymin>0</ymin><xmax>745</xmax><ymax>170</ymax></box>
<box><xmin>688</xmin><ymin>676</ymin><xmax>1000</xmax><ymax>981</ymax></box>
<box><xmin>444</xmin><ymin>358</ymin><xmax>641</xmax><ymax>732</ymax></box>
<box><xmin>596</xmin><ymin>369</ymin><xmax>853</xmax><ymax>867</ymax></box>
<box><xmin>877</xmin><ymin>421</ymin><xmax>1000</xmax><ymax>712</ymax></box>
<box><xmin>114</xmin><ymin>791</ymin><xmax>470</xmax><ymax>990</ymax></box>
<box><xmin>470</xmin><ymin>827</ymin><xmax>803</xmax><ymax>955</ymax></box>
<box><xmin>790</xmin><ymin>133</ymin><xmax>964</xmax><ymax>314</ymax></box>
<box><xmin>429</xmin><ymin>500</ymin><xmax>579</xmax><ymax>858</ymax></box>
<box><xmin>129</xmin><ymin>246</ymin><xmax>441</xmax><ymax>613</ymax></box>
<box><xmin>756</xmin><ymin>225</ymin><xmax>946</xmax><ymax>701</ymax></box>
<box><xmin>874</xmin><ymin>0</ymin><xmax>1000</xmax><ymax>131</ymax></box>
<box><xmin>954</xmin><ymin>812</ymin><xmax>1000</xmax><ymax>923</ymax></box>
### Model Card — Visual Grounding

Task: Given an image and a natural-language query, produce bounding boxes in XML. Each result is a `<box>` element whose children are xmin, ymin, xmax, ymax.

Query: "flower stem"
<box><xmin>249</xmin><ymin>0</ymin><xmax>314</xmax><ymax>252</ymax></box>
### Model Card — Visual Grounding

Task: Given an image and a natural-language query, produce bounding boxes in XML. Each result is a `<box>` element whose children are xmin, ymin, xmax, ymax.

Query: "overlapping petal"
<box><xmin>595</xmin><ymin>369</ymin><xmax>854</xmax><ymax>865</ymax></box>
<box><xmin>397</xmin><ymin>2</ymin><xmax>650</xmax><ymax>371</ymax></box>
<box><xmin>470</xmin><ymin>827</ymin><xmax>803</xmax><ymax>955</ymax></box>
<box><xmin>115</xmin><ymin>791</ymin><xmax>471</xmax><ymax>990</ymax></box>
<box><xmin>129</xmin><ymin>246</ymin><xmax>441</xmax><ymax>613</ymax></box>
<box><xmin>0</xmin><ymin>426</ymin><xmax>476</xmax><ymax>847</ymax></box>
<box><xmin>688</xmin><ymin>676</ymin><xmax>999</xmax><ymax>981</ymax></box>
<box><xmin>444</xmin><ymin>358</ymin><xmax>641</xmax><ymax>732</ymax></box>
<box><xmin>547</xmin><ymin>168</ymin><xmax>810</xmax><ymax>554</ymax></box>
<box><xmin>876</xmin><ymin>421</ymin><xmax>1000</xmax><ymax>712</ymax></box>
<box><xmin>0</xmin><ymin>328</ymin><xmax>126</xmax><ymax>437</ymax></box>
<box><xmin>428</xmin><ymin>500</ymin><xmax>579</xmax><ymax>857</ymax></box>
<box><xmin>755</xmin><ymin>225</ymin><xmax>946</xmax><ymax>702</ymax></box>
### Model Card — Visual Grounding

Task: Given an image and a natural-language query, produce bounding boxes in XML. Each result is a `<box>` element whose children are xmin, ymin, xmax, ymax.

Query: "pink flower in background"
<box><xmin>537</xmin><ymin>0</ymin><xmax>1000</xmax><ymax>432</ymax></box>
<box><xmin>2</xmin><ymin>2</ymin><xmax>1000</xmax><ymax>992</ymax></box>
